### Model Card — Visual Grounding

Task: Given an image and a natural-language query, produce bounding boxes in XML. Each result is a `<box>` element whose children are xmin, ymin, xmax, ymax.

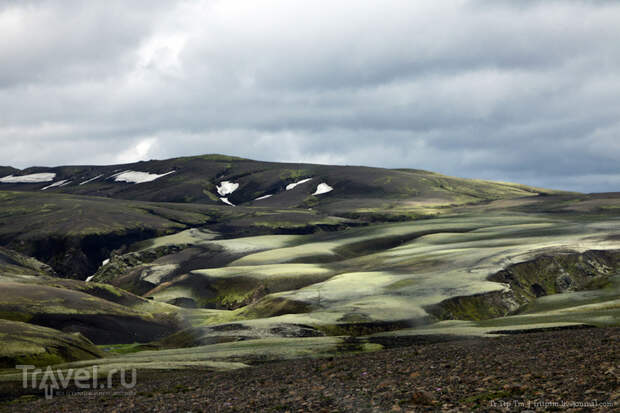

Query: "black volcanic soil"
<box><xmin>1</xmin><ymin>327</ymin><xmax>618</xmax><ymax>412</ymax></box>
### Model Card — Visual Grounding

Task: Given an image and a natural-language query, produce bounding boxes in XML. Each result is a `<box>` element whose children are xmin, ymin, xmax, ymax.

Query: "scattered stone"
<box><xmin>1</xmin><ymin>327</ymin><xmax>617</xmax><ymax>413</ymax></box>
<box><xmin>409</xmin><ymin>390</ymin><xmax>436</xmax><ymax>405</ymax></box>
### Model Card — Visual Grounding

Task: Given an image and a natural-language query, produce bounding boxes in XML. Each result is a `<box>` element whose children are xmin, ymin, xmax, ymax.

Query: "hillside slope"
<box><xmin>1</xmin><ymin>154</ymin><xmax>616</xmax><ymax>383</ymax></box>
<box><xmin>0</xmin><ymin>154</ymin><xmax>557</xmax><ymax>211</ymax></box>
<box><xmin>0</xmin><ymin>155</ymin><xmax>563</xmax><ymax>279</ymax></box>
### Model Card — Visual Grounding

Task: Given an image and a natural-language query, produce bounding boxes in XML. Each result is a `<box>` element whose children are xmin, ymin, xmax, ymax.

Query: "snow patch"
<box><xmin>254</xmin><ymin>194</ymin><xmax>273</xmax><ymax>201</ymax></box>
<box><xmin>88</xmin><ymin>258</ymin><xmax>111</xmax><ymax>282</ymax></box>
<box><xmin>41</xmin><ymin>180</ymin><xmax>71</xmax><ymax>190</ymax></box>
<box><xmin>286</xmin><ymin>178</ymin><xmax>313</xmax><ymax>191</ymax></box>
<box><xmin>220</xmin><ymin>197</ymin><xmax>235</xmax><ymax>206</ymax></box>
<box><xmin>217</xmin><ymin>181</ymin><xmax>239</xmax><ymax>196</ymax></box>
<box><xmin>79</xmin><ymin>175</ymin><xmax>103</xmax><ymax>185</ymax></box>
<box><xmin>0</xmin><ymin>173</ymin><xmax>56</xmax><ymax>183</ymax></box>
<box><xmin>114</xmin><ymin>170</ymin><xmax>175</xmax><ymax>184</ymax></box>
<box><xmin>313</xmin><ymin>183</ymin><xmax>333</xmax><ymax>195</ymax></box>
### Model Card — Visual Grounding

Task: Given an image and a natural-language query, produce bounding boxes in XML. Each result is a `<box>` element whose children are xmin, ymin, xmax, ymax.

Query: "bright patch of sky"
<box><xmin>116</xmin><ymin>138</ymin><xmax>158</xmax><ymax>164</ymax></box>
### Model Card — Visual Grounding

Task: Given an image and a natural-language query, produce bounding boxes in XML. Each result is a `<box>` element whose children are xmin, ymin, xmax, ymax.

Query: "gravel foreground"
<box><xmin>1</xmin><ymin>327</ymin><xmax>618</xmax><ymax>412</ymax></box>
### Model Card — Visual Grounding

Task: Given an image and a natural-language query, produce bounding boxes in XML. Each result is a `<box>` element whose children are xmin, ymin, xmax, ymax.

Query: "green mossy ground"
<box><xmin>236</xmin><ymin>296</ymin><xmax>314</xmax><ymax>319</ymax></box>
<box><xmin>0</xmin><ymin>319</ymin><xmax>103</xmax><ymax>368</ymax></box>
<box><xmin>0</xmin><ymin>157</ymin><xmax>618</xmax><ymax>372</ymax></box>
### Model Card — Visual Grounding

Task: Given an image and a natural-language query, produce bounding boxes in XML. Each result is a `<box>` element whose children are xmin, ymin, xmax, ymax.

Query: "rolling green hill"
<box><xmin>0</xmin><ymin>155</ymin><xmax>562</xmax><ymax>279</ymax></box>
<box><xmin>0</xmin><ymin>154</ymin><xmax>617</xmax><ymax>375</ymax></box>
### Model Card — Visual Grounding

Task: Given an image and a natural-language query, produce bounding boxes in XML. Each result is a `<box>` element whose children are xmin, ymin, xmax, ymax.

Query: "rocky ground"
<box><xmin>1</xmin><ymin>327</ymin><xmax>618</xmax><ymax>412</ymax></box>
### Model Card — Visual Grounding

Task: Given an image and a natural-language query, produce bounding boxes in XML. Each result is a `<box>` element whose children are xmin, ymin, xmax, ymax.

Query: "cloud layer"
<box><xmin>1</xmin><ymin>0</ymin><xmax>619</xmax><ymax>192</ymax></box>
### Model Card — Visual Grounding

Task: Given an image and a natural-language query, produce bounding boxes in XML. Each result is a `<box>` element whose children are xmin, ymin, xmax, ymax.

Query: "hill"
<box><xmin>0</xmin><ymin>155</ymin><xmax>560</xmax><ymax>279</ymax></box>
<box><xmin>0</xmin><ymin>154</ymin><xmax>617</xmax><ymax>410</ymax></box>
<box><xmin>0</xmin><ymin>154</ymin><xmax>555</xmax><ymax>210</ymax></box>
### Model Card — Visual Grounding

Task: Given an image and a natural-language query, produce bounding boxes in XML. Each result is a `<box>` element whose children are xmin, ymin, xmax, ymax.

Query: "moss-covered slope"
<box><xmin>0</xmin><ymin>282</ymin><xmax>179</xmax><ymax>344</ymax></box>
<box><xmin>0</xmin><ymin>319</ymin><xmax>103</xmax><ymax>368</ymax></box>
<box><xmin>427</xmin><ymin>249</ymin><xmax>620</xmax><ymax>321</ymax></box>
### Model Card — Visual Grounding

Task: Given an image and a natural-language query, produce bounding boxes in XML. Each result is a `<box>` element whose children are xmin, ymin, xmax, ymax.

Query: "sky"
<box><xmin>1</xmin><ymin>0</ymin><xmax>619</xmax><ymax>193</ymax></box>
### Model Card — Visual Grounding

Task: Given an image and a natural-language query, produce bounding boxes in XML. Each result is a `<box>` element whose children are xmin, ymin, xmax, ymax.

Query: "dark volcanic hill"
<box><xmin>0</xmin><ymin>154</ymin><xmax>553</xmax><ymax>209</ymax></box>
<box><xmin>0</xmin><ymin>154</ymin><xmax>563</xmax><ymax>279</ymax></box>
<box><xmin>0</xmin><ymin>154</ymin><xmax>618</xmax><ymax>412</ymax></box>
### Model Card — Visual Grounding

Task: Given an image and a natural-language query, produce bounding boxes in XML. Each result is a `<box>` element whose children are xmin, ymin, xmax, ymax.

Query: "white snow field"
<box><xmin>113</xmin><ymin>170</ymin><xmax>175</xmax><ymax>184</ymax></box>
<box><xmin>254</xmin><ymin>194</ymin><xmax>273</xmax><ymax>201</ymax></box>
<box><xmin>220</xmin><ymin>197</ymin><xmax>235</xmax><ymax>206</ymax></box>
<box><xmin>313</xmin><ymin>183</ymin><xmax>333</xmax><ymax>195</ymax></box>
<box><xmin>217</xmin><ymin>181</ymin><xmax>239</xmax><ymax>196</ymax></box>
<box><xmin>0</xmin><ymin>173</ymin><xmax>56</xmax><ymax>183</ymax></box>
<box><xmin>285</xmin><ymin>178</ymin><xmax>313</xmax><ymax>191</ymax></box>
<box><xmin>41</xmin><ymin>180</ymin><xmax>71</xmax><ymax>190</ymax></box>
<box><xmin>79</xmin><ymin>174</ymin><xmax>103</xmax><ymax>185</ymax></box>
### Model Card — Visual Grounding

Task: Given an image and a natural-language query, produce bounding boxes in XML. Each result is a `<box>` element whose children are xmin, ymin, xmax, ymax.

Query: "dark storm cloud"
<box><xmin>0</xmin><ymin>0</ymin><xmax>619</xmax><ymax>192</ymax></box>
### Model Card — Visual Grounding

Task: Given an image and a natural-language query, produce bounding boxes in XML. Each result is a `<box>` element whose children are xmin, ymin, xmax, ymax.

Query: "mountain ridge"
<box><xmin>0</xmin><ymin>153</ymin><xmax>562</xmax><ymax>208</ymax></box>
<box><xmin>0</xmin><ymin>154</ymin><xmax>569</xmax><ymax>279</ymax></box>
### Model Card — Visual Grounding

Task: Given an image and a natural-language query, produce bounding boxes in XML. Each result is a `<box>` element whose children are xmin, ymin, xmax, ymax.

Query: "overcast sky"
<box><xmin>1</xmin><ymin>0</ymin><xmax>619</xmax><ymax>192</ymax></box>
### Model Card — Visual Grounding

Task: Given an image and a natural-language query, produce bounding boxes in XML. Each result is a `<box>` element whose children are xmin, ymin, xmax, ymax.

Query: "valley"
<box><xmin>0</xmin><ymin>155</ymin><xmax>618</xmax><ymax>410</ymax></box>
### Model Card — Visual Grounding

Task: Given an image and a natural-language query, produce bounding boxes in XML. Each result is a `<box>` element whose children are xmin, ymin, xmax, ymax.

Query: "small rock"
<box><xmin>503</xmin><ymin>382</ymin><xmax>527</xmax><ymax>393</ymax></box>
<box><xmin>409</xmin><ymin>390</ymin><xmax>436</xmax><ymax>405</ymax></box>
<box><xmin>448</xmin><ymin>375</ymin><xmax>461</xmax><ymax>383</ymax></box>
<box><xmin>377</xmin><ymin>380</ymin><xmax>391</xmax><ymax>389</ymax></box>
